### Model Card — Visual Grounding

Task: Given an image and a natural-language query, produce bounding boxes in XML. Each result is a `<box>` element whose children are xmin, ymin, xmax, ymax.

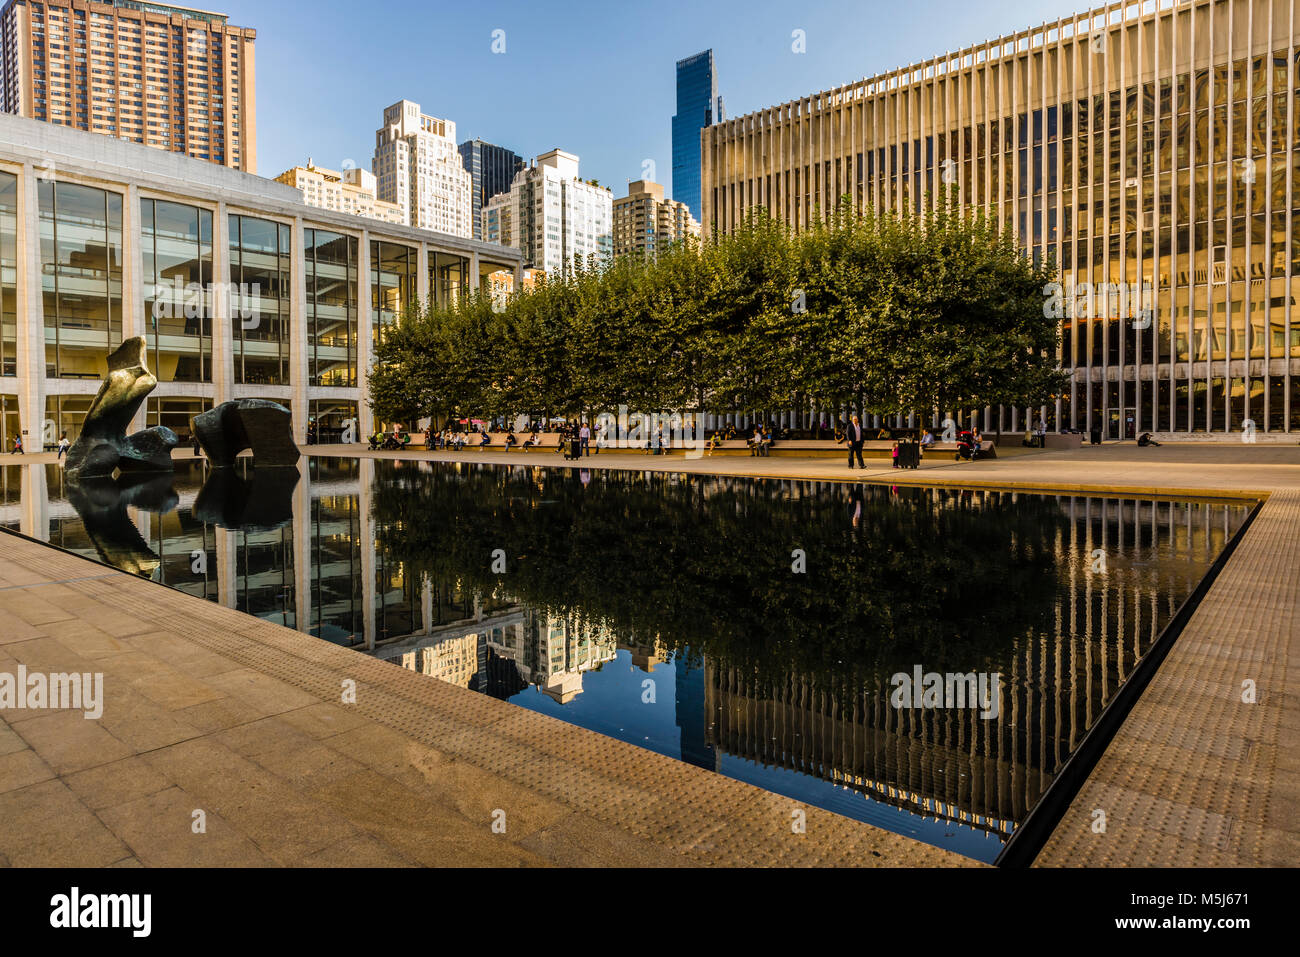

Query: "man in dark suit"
<box><xmin>844</xmin><ymin>414</ymin><xmax>866</xmax><ymax>469</ymax></box>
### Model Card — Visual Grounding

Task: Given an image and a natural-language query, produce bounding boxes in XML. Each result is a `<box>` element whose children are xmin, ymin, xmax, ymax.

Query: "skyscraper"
<box><xmin>483</xmin><ymin>149</ymin><xmax>612</xmax><ymax>275</ymax></box>
<box><xmin>672</xmin><ymin>49</ymin><xmax>722</xmax><ymax>222</ymax></box>
<box><xmin>458</xmin><ymin>139</ymin><xmax>523</xmax><ymax>242</ymax></box>
<box><xmin>0</xmin><ymin>0</ymin><xmax>257</xmax><ymax>172</ymax></box>
<box><xmin>373</xmin><ymin>99</ymin><xmax>473</xmax><ymax>238</ymax></box>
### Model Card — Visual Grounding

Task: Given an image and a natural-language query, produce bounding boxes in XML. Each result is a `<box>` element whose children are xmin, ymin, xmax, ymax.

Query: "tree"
<box><xmin>367</xmin><ymin>197</ymin><xmax>1065</xmax><ymax>429</ymax></box>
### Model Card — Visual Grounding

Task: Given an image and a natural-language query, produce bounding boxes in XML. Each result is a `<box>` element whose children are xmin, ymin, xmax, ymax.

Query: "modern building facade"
<box><xmin>672</xmin><ymin>48</ymin><xmax>723</xmax><ymax>221</ymax></box>
<box><xmin>274</xmin><ymin>161</ymin><xmax>405</xmax><ymax>226</ymax></box>
<box><xmin>701</xmin><ymin>0</ymin><xmax>1300</xmax><ymax>437</ymax></box>
<box><xmin>613</xmin><ymin>179</ymin><xmax>700</xmax><ymax>258</ymax></box>
<box><xmin>457</xmin><ymin>138</ymin><xmax>522</xmax><ymax>242</ymax></box>
<box><xmin>373</xmin><ymin>99</ymin><xmax>473</xmax><ymax>239</ymax></box>
<box><xmin>0</xmin><ymin>0</ymin><xmax>256</xmax><ymax>172</ymax></box>
<box><xmin>0</xmin><ymin>112</ymin><xmax>520</xmax><ymax>453</ymax></box>
<box><xmin>482</xmin><ymin>149</ymin><xmax>613</xmax><ymax>274</ymax></box>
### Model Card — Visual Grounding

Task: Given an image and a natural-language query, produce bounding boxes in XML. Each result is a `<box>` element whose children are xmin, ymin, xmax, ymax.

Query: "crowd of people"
<box><xmin>357</xmin><ymin>415</ymin><xmax>1005</xmax><ymax>471</ymax></box>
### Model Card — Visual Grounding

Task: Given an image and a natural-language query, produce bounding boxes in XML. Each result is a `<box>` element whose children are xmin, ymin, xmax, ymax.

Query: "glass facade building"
<box><xmin>142</xmin><ymin>199</ymin><xmax>213</xmax><ymax>383</ymax></box>
<box><xmin>701</xmin><ymin>0</ymin><xmax>1300</xmax><ymax>436</ymax></box>
<box><xmin>0</xmin><ymin>111</ymin><xmax>520</xmax><ymax>451</ymax></box>
<box><xmin>457</xmin><ymin>139</ymin><xmax>523</xmax><ymax>242</ymax></box>
<box><xmin>39</xmin><ymin>179</ymin><xmax>122</xmax><ymax>380</ymax></box>
<box><xmin>229</xmin><ymin>215</ymin><xmax>291</xmax><ymax>386</ymax></box>
<box><xmin>305</xmin><ymin>229</ymin><xmax>358</xmax><ymax>388</ymax></box>
<box><xmin>673</xmin><ymin>49</ymin><xmax>722</xmax><ymax>222</ymax></box>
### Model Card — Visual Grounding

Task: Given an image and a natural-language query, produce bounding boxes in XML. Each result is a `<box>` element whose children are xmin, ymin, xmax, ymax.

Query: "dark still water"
<box><xmin>0</xmin><ymin>458</ymin><xmax>1251</xmax><ymax>862</ymax></box>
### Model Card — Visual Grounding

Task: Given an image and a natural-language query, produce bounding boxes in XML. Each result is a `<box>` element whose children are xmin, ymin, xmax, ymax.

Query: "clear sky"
<box><xmin>225</xmin><ymin>0</ymin><xmax>1087</xmax><ymax>197</ymax></box>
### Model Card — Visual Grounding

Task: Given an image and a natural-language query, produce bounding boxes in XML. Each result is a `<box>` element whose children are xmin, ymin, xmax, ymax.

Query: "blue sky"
<box><xmin>227</xmin><ymin>0</ymin><xmax>1084</xmax><ymax>196</ymax></box>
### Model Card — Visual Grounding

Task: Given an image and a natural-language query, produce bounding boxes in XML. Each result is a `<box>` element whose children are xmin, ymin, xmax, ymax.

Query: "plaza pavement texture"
<box><xmin>0</xmin><ymin>441</ymin><xmax>1296</xmax><ymax>867</ymax></box>
<box><xmin>0</xmin><ymin>532</ymin><xmax>969</xmax><ymax>868</ymax></box>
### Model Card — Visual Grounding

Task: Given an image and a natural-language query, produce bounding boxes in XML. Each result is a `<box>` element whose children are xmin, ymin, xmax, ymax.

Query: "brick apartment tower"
<box><xmin>1</xmin><ymin>0</ymin><xmax>256</xmax><ymax>172</ymax></box>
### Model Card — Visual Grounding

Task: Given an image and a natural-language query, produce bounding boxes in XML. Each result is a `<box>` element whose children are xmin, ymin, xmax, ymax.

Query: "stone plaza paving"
<box><xmin>0</xmin><ymin>441</ymin><xmax>1296</xmax><ymax>867</ymax></box>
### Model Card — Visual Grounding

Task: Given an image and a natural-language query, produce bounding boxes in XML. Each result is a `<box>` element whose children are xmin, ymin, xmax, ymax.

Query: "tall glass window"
<box><xmin>305</xmin><ymin>229</ymin><xmax>358</xmax><ymax>387</ymax></box>
<box><xmin>309</xmin><ymin>398</ymin><xmax>357</xmax><ymax>444</ymax></box>
<box><xmin>0</xmin><ymin>395</ymin><xmax>19</xmax><ymax>451</ymax></box>
<box><xmin>370</xmin><ymin>240</ymin><xmax>415</xmax><ymax>349</ymax></box>
<box><xmin>40</xmin><ymin>181</ymin><xmax>123</xmax><ymax>379</ymax></box>
<box><xmin>431</xmin><ymin>251</ymin><xmax>466</xmax><ymax>308</ymax></box>
<box><xmin>1</xmin><ymin>172</ymin><xmax>16</xmax><ymax>378</ymax></box>
<box><xmin>146</xmin><ymin>397</ymin><xmax>211</xmax><ymax>443</ymax></box>
<box><xmin>229</xmin><ymin>215</ymin><xmax>290</xmax><ymax>385</ymax></box>
<box><xmin>142</xmin><ymin>199</ymin><xmax>213</xmax><ymax>382</ymax></box>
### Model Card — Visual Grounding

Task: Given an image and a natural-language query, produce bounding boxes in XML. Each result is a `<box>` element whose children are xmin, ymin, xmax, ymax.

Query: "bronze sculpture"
<box><xmin>64</xmin><ymin>337</ymin><xmax>178</xmax><ymax>479</ymax></box>
<box><xmin>191</xmin><ymin>398</ymin><xmax>300</xmax><ymax>468</ymax></box>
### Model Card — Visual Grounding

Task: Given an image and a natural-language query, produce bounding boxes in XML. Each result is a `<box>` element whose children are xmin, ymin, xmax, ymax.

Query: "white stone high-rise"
<box><xmin>482</xmin><ymin>149</ymin><xmax>612</xmax><ymax>275</ymax></box>
<box><xmin>372</xmin><ymin>99</ymin><xmax>472</xmax><ymax>237</ymax></box>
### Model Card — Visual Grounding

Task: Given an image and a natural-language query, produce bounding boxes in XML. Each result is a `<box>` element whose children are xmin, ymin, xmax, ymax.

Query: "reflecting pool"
<box><xmin>0</xmin><ymin>458</ymin><xmax>1252</xmax><ymax>862</ymax></box>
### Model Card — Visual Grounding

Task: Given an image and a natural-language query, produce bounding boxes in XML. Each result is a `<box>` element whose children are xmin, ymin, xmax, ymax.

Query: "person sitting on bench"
<box><xmin>478</xmin><ymin>429</ymin><xmax>491</xmax><ymax>449</ymax></box>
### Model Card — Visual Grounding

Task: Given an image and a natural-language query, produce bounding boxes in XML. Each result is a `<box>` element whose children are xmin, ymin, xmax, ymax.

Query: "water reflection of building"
<box><xmin>370</xmin><ymin>602</ymin><xmax>620</xmax><ymax>705</ymax></box>
<box><xmin>699</xmin><ymin>494</ymin><xmax>1247</xmax><ymax>836</ymax></box>
<box><xmin>488</xmin><ymin>610</ymin><xmax>618</xmax><ymax>704</ymax></box>
<box><xmin>621</xmin><ymin>636</ymin><xmax>669</xmax><ymax>673</ymax></box>
<box><xmin>0</xmin><ymin>463</ymin><xmax>1250</xmax><ymax>836</ymax></box>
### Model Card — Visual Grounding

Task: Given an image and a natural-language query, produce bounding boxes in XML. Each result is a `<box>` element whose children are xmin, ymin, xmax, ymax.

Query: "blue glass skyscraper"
<box><xmin>458</xmin><ymin>139</ymin><xmax>524</xmax><ymax>241</ymax></box>
<box><xmin>672</xmin><ymin>49</ymin><xmax>722</xmax><ymax>223</ymax></box>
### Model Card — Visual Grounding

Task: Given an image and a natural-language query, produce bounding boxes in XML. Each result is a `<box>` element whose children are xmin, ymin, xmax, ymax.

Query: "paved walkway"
<box><xmin>323</xmin><ymin>441</ymin><xmax>1299</xmax><ymax>497</ymax></box>
<box><xmin>2</xmin><ymin>441</ymin><xmax>1296</xmax><ymax>867</ymax></box>
<box><xmin>0</xmin><ymin>533</ymin><xmax>968</xmax><ymax>867</ymax></box>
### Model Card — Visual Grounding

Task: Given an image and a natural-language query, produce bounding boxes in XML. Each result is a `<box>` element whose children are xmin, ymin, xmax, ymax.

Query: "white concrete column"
<box><xmin>122</xmin><ymin>183</ymin><xmax>147</xmax><ymax>437</ymax></box>
<box><xmin>15</xmin><ymin>163</ymin><xmax>44</xmax><ymax>447</ymax></box>
<box><xmin>292</xmin><ymin>455</ymin><xmax>310</xmax><ymax>631</ymax></box>
<box><xmin>215</xmin><ymin>528</ymin><xmax>238</xmax><ymax>609</ymax></box>
<box><xmin>416</xmin><ymin>244</ymin><xmax>430</xmax><ymax>307</ymax></box>
<box><xmin>121</xmin><ymin>184</ymin><xmax>144</xmax><ymax>342</ymax></box>
<box><xmin>19</xmin><ymin>463</ymin><xmax>47</xmax><ymax>540</ymax></box>
<box><xmin>359</xmin><ymin>457</ymin><xmax>376</xmax><ymax>650</ymax></box>
<box><xmin>288</xmin><ymin>215</ymin><xmax>309</xmax><ymax>444</ymax></box>
<box><xmin>356</xmin><ymin>230</ymin><xmax>374</xmax><ymax>437</ymax></box>
<box><xmin>211</xmin><ymin>203</ymin><xmax>234</xmax><ymax>406</ymax></box>
<box><xmin>468</xmin><ymin>250</ymin><xmax>480</xmax><ymax>292</ymax></box>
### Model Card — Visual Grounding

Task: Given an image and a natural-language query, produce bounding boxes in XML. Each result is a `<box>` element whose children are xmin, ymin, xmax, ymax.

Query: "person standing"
<box><xmin>11</xmin><ymin>433</ymin><xmax>23</xmax><ymax>454</ymax></box>
<box><xmin>843</xmin><ymin>414</ymin><xmax>865</xmax><ymax>469</ymax></box>
<box><xmin>56</xmin><ymin>431</ymin><xmax>70</xmax><ymax>459</ymax></box>
<box><xmin>579</xmin><ymin>421</ymin><xmax>591</xmax><ymax>457</ymax></box>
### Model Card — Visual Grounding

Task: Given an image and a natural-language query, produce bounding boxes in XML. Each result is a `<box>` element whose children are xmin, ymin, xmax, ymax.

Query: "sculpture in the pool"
<box><xmin>191</xmin><ymin>398</ymin><xmax>300</xmax><ymax>468</ymax></box>
<box><xmin>64</xmin><ymin>336</ymin><xmax>179</xmax><ymax>479</ymax></box>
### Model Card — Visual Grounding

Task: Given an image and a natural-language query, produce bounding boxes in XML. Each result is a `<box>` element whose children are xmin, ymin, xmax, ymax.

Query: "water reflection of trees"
<box><xmin>369</xmin><ymin>463</ymin><xmax>1068</xmax><ymax>690</ymax></box>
